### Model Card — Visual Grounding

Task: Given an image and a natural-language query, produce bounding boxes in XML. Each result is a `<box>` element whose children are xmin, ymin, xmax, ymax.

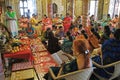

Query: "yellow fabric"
<box><xmin>30</xmin><ymin>18</ymin><xmax>41</xmax><ymax>35</ymax></box>
<box><xmin>52</xmin><ymin>17</ymin><xmax>63</xmax><ymax>28</ymax></box>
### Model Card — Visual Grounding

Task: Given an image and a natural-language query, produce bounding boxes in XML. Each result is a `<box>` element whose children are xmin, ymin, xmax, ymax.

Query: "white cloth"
<box><xmin>5</xmin><ymin>12</ymin><xmax>18</xmax><ymax>37</ymax></box>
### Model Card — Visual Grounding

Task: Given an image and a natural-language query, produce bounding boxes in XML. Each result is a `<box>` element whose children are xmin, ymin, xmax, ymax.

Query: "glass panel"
<box><xmin>109</xmin><ymin>0</ymin><xmax>115</xmax><ymax>18</ymax></box>
<box><xmin>20</xmin><ymin>8</ymin><xmax>24</xmax><ymax>16</ymax></box>
<box><xmin>24</xmin><ymin>1</ymin><xmax>28</xmax><ymax>7</ymax></box>
<box><xmin>20</xmin><ymin>1</ymin><xmax>23</xmax><ymax>7</ymax></box>
<box><xmin>90</xmin><ymin>1</ymin><xmax>95</xmax><ymax>16</ymax></box>
<box><xmin>89</xmin><ymin>0</ymin><xmax>98</xmax><ymax>20</ymax></box>
<box><xmin>114</xmin><ymin>0</ymin><xmax>119</xmax><ymax>16</ymax></box>
<box><xmin>24</xmin><ymin>8</ymin><xmax>28</xmax><ymax>17</ymax></box>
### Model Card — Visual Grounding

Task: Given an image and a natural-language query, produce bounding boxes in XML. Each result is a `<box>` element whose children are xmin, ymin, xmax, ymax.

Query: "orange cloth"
<box><xmin>42</xmin><ymin>18</ymin><xmax>52</xmax><ymax>31</ymax></box>
<box><xmin>19</xmin><ymin>18</ymin><xmax>28</xmax><ymax>28</ymax></box>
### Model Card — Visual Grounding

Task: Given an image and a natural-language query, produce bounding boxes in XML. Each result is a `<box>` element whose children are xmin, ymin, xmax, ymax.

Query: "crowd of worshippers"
<box><xmin>2</xmin><ymin>6</ymin><xmax>120</xmax><ymax>79</ymax></box>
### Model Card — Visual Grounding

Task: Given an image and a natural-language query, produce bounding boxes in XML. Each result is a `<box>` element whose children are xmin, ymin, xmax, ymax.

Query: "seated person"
<box><xmin>56</xmin><ymin>26</ymin><xmax>65</xmax><ymax>39</ymax></box>
<box><xmin>92</xmin><ymin>29</ymin><xmax>120</xmax><ymax>79</ymax></box>
<box><xmin>61</xmin><ymin>31</ymin><xmax>73</xmax><ymax>54</ymax></box>
<box><xmin>25</xmin><ymin>23</ymin><xmax>36</xmax><ymax>38</ymax></box>
<box><xmin>47</xmin><ymin>31</ymin><xmax>61</xmax><ymax>54</ymax></box>
<box><xmin>100</xmin><ymin>25</ymin><xmax>111</xmax><ymax>44</ymax></box>
<box><xmin>91</xmin><ymin>28</ymin><xmax>101</xmax><ymax>40</ymax></box>
<box><xmin>44</xmin><ymin>39</ymin><xmax>92</xmax><ymax>79</ymax></box>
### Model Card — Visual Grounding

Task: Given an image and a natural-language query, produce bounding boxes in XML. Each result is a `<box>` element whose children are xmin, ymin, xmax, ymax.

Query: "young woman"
<box><xmin>5</xmin><ymin>6</ymin><xmax>18</xmax><ymax>37</ymax></box>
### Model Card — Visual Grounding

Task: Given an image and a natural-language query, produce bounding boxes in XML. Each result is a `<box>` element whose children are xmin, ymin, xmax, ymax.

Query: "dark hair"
<box><xmin>81</xmin><ymin>30</ymin><xmax>88</xmax><ymax>39</ymax></box>
<box><xmin>115</xmin><ymin>15</ymin><xmax>118</xmax><ymax>17</ymax></box>
<box><xmin>46</xmin><ymin>28</ymin><xmax>51</xmax><ymax>31</ymax></box>
<box><xmin>7</xmin><ymin>6</ymin><xmax>12</xmax><ymax>9</ymax></box>
<box><xmin>114</xmin><ymin>29</ymin><xmax>120</xmax><ymax>40</ymax></box>
<box><xmin>107</xmin><ymin>14</ymin><xmax>110</xmax><ymax>17</ymax></box>
<box><xmin>48</xmin><ymin>31</ymin><xmax>54</xmax><ymax>39</ymax></box>
<box><xmin>91</xmin><ymin>28</ymin><xmax>95</xmax><ymax>33</ymax></box>
<box><xmin>59</xmin><ymin>26</ymin><xmax>63</xmax><ymax>29</ymax></box>
<box><xmin>44</xmin><ymin>14</ymin><xmax>47</xmax><ymax>18</ymax></box>
<box><xmin>104</xmin><ymin>25</ymin><xmax>111</xmax><ymax>37</ymax></box>
<box><xmin>79</xmin><ymin>24</ymin><xmax>82</xmax><ymax>29</ymax></box>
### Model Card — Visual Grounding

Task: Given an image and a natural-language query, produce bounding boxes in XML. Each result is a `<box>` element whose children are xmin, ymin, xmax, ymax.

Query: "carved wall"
<box><xmin>103</xmin><ymin>0</ymin><xmax>110</xmax><ymax>17</ymax></box>
<box><xmin>74</xmin><ymin>0</ymin><xmax>83</xmax><ymax>17</ymax></box>
<box><xmin>36</xmin><ymin>0</ymin><xmax>42</xmax><ymax>19</ymax></box>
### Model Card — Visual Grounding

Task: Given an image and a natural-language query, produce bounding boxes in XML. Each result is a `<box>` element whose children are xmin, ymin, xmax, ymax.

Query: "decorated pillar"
<box><xmin>66</xmin><ymin>0</ymin><xmax>74</xmax><ymax>18</ymax></box>
<box><xmin>97</xmin><ymin>0</ymin><xmax>104</xmax><ymax>20</ymax></box>
<box><xmin>82</xmin><ymin>0</ymin><xmax>89</xmax><ymax>27</ymax></box>
<box><xmin>74</xmin><ymin>0</ymin><xmax>83</xmax><ymax>17</ymax></box>
<box><xmin>41</xmin><ymin>0</ymin><xmax>48</xmax><ymax>17</ymax></box>
<box><xmin>103</xmin><ymin>0</ymin><xmax>110</xmax><ymax>18</ymax></box>
<box><xmin>47</xmin><ymin>0</ymin><xmax>52</xmax><ymax>18</ymax></box>
<box><xmin>36</xmin><ymin>0</ymin><xmax>42</xmax><ymax>19</ymax></box>
<box><xmin>62</xmin><ymin>0</ymin><xmax>67</xmax><ymax>16</ymax></box>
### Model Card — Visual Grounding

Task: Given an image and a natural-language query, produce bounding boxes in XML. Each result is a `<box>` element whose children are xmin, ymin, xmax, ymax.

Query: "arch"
<box><xmin>52</xmin><ymin>3</ymin><xmax>58</xmax><ymax>14</ymax></box>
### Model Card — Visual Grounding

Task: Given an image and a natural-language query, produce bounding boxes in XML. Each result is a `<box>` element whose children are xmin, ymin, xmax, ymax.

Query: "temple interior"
<box><xmin>0</xmin><ymin>0</ymin><xmax>120</xmax><ymax>80</ymax></box>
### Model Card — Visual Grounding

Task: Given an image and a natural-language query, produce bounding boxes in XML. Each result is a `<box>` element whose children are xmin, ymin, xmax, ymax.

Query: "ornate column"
<box><xmin>14</xmin><ymin>0</ymin><xmax>20</xmax><ymax>18</ymax></box>
<box><xmin>74</xmin><ymin>0</ymin><xmax>83</xmax><ymax>17</ymax></box>
<box><xmin>62</xmin><ymin>0</ymin><xmax>67</xmax><ymax>16</ymax></box>
<box><xmin>97</xmin><ymin>0</ymin><xmax>104</xmax><ymax>20</ymax></box>
<box><xmin>41</xmin><ymin>0</ymin><xmax>48</xmax><ymax>16</ymax></box>
<box><xmin>103</xmin><ymin>0</ymin><xmax>110</xmax><ymax>18</ymax></box>
<box><xmin>66</xmin><ymin>0</ymin><xmax>74</xmax><ymax>18</ymax></box>
<box><xmin>47</xmin><ymin>0</ymin><xmax>52</xmax><ymax>18</ymax></box>
<box><xmin>82</xmin><ymin>0</ymin><xmax>89</xmax><ymax>27</ymax></box>
<box><xmin>36</xmin><ymin>0</ymin><xmax>42</xmax><ymax>19</ymax></box>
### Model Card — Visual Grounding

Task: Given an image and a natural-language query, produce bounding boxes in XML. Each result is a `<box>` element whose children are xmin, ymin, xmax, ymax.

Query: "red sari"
<box><xmin>63</xmin><ymin>16</ymin><xmax>72</xmax><ymax>32</ymax></box>
<box><xmin>42</xmin><ymin>17</ymin><xmax>52</xmax><ymax>31</ymax></box>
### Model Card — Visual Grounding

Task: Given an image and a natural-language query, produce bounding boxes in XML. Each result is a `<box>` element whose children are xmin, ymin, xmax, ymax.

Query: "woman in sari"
<box><xmin>5</xmin><ymin>6</ymin><xmax>18</xmax><ymax>37</ymax></box>
<box><xmin>111</xmin><ymin>15</ymin><xmax>119</xmax><ymax>28</ymax></box>
<box><xmin>18</xmin><ymin>15</ymin><xmax>28</xmax><ymax>29</ymax></box>
<box><xmin>42</xmin><ymin>15</ymin><xmax>52</xmax><ymax>31</ymax></box>
<box><xmin>30</xmin><ymin>14</ymin><xmax>41</xmax><ymax>36</ymax></box>
<box><xmin>52</xmin><ymin>14</ymin><xmax>63</xmax><ymax>29</ymax></box>
<box><xmin>63</xmin><ymin>13</ymin><xmax>72</xmax><ymax>32</ymax></box>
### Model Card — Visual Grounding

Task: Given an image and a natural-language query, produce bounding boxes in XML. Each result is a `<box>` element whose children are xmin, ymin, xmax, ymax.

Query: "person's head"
<box><xmin>52</xmin><ymin>25</ymin><xmax>57</xmax><ymax>30</ymax></box>
<box><xmin>59</xmin><ymin>26</ymin><xmax>64</xmax><ymax>31</ymax></box>
<box><xmin>79</xmin><ymin>24</ymin><xmax>83</xmax><ymax>29</ymax></box>
<box><xmin>34</xmin><ymin>15</ymin><xmax>38</xmax><ymax>19</ymax></box>
<box><xmin>114</xmin><ymin>29</ymin><xmax>120</xmax><ymax>40</ymax></box>
<box><xmin>7</xmin><ymin>6</ymin><xmax>12</xmax><ymax>11</ymax></box>
<box><xmin>66</xmin><ymin>31</ymin><xmax>71</xmax><ymax>36</ymax></box>
<box><xmin>60</xmin><ymin>14</ymin><xmax>62</xmax><ymax>16</ymax></box>
<box><xmin>81</xmin><ymin>30</ymin><xmax>86</xmax><ymax>34</ymax></box>
<box><xmin>115</xmin><ymin>15</ymin><xmax>118</xmax><ymax>18</ymax></box>
<box><xmin>46</xmin><ymin>28</ymin><xmax>51</xmax><ymax>32</ymax></box>
<box><xmin>21</xmin><ymin>15</ymin><xmax>25</xmax><ymax>18</ymax></box>
<box><xmin>66</xmin><ymin>13</ymin><xmax>70</xmax><ymax>17</ymax></box>
<box><xmin>91</xmin><ymin>28</ymin><xmax>96</xmax><ymax>33</ymax></box>
<box><xmin>48</xmin><ymin>31</ymin><xmax>54</xmax><ymax>38</ymax></box>
<box><xmin>32</xmin><ymin>14</ymin><xmax>35</xmax><ymax>17</ymax></box>
<box><xmin>73</xmin><ymin>39</ymin><xmax>90</xmax><ymax>55</ymax></box>
<box><xmin>56</xmin><ymin>14</ymin><xmax>59</xmax><ymax>17</ymax></box>
<box><xmin>104</xmin><ymin>25</ymin><xmax>110</xmax><ymax>32</ymax></box>
<box><xmin>44</xmin><ymin>14</ymin><xmax>47</xmax><ymax>18</ymax></box>
<box><xmin>107</xmin><ymin>14</ymin><xmax>111</xmax><ymax>18</ymax></box>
